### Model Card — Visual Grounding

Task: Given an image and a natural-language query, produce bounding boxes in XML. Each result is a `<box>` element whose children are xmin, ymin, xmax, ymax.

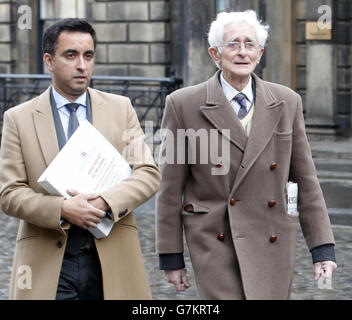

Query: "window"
<box><xmin>216</xmin><ymin>0</ymin><xmax>226</xmax><ymax>13</ymax></box>
<box><xmin>38</xmin><ymin>0</ymin><xmax>86</xmax><ymax>73</ymax></box>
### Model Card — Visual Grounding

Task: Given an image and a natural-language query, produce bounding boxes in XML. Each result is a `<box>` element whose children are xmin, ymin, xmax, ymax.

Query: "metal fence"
<box><xmin>0</xmin><ymin>73</ymin><xmax>182</xmax><ymax>140</ymax></box>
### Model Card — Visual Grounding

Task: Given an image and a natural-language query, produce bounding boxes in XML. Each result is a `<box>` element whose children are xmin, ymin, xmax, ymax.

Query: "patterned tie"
<box><xmin>234</xmin><ymin>93</ymin><xmax>248</xmax><ymax>120</ymax></box>
<box><xmin>65</xmin><ymin>103</ymin><xmax>80</xmax><ymax>139</ymax></box>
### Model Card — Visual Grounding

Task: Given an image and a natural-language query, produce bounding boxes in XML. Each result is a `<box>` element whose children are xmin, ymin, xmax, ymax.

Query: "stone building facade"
<box><xmin>0</xmin><ymin>0</ymin><xmax>351</xmax><ymax>138</ymax></box>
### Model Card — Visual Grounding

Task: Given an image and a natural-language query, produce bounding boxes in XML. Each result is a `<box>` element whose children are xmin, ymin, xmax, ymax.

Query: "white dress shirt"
<box><xmin>220</xmin><ymin>73</ymin><xmax>254</xmax><ymax>115</ymax></box>
<box><xmin>52</xmin><ymin>87</ymin><xmax>87</xmax><ymax>140</ymax></box>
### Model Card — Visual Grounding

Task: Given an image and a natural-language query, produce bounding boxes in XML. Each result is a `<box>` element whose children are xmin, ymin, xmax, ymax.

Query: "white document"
<box><xmin>38</xmin><ymin>120</ymin><xmax>132</xmax><ymax>239</ymax></box>
<box><xmin>286</xmin><ymin>181</ymin><xmax>298</xmax><ymax>216</ymax></box>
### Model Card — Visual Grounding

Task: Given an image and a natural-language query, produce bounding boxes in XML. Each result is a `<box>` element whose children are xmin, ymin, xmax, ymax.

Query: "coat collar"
<box><xmin>200</xmin><ymin>71</ymin><xmax>284</xmax><ymax>151</ymax></box>
<box><xmin>200</xmin><ymin>71</ymin><xmax>285</xmax><ymax>191</ymax></box>
<box><xmin>32</xmin><ymin>86</ymin><xmax>105</xmax><ymax>167</ymax></box>
<box><xmin>87</xmin><ymin>87</ymin><xmax>106</xmax><ymax>136</ymax></box>
<box><xmin>239</xmin><ymin>73</ymin><xmax>285</xmax><ymax>170</ymax></box>
<box><xmin>234</xmin><ymin>73</ymin><xmax>285</xmax><ymax>193</ymax></box>
<box><xmin>200</xmin><ymin>71</ymin><xmax>248</xmax><ymax>151</ymax></box>
<box><xmin>205</xmin><ymin>71</ymin><xmax>280</xmax><ymax>106</ymax></box>
<box><xmin>32</xmin><ymin>87</ymin><xmax>59</xmax><ymax>167</ymax></box>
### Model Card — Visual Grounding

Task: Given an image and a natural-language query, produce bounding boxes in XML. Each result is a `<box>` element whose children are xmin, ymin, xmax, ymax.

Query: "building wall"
<box><xmin>0</xmin><ymin>0</ymin><xmax>351</xmax><ymax>137</ymax></box>
<box><xmin>170</xmin><ymin>0</ymin><xmax>217</xmax><ymax>86</ymax></box>
<box><xmin>87</xmin><ymin>0</ymin><xmax>171</xmax><ymax>77</ymax></box>
<box><xmin>0</xmin><ymin>0</ymin><xmax>14</xmax><ymax>73</ymax></box>
<box><xmin>336</xmin><ymin>0</ymin><xmax>351</xmax><ymax>136</ymax></box>
<box><xmin>1</xmin><ymin>0</ymin><xmax>171</xmax><ymax>77</ymax></box>
<box><xmin>293</xmin><ymin>0</ymin><xmax>351</xmax><ymax>138</ymax></box>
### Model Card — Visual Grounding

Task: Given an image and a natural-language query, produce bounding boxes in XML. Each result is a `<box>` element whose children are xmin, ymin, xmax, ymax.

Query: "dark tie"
<box><xmin>234</xmin><ymin>93</ymin><xmax>248</xmax><ymax>120</ymax></box>
<box><xmin>65</xmin><ymin>103</ymin><xmax>80</xmax><ymax>139</ymax></box>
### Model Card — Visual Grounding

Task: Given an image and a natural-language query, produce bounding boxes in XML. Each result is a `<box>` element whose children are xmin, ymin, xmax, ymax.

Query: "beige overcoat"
<box><xmin>0</xmin><ymin>87</ymin><xmax>161</xmax><ymax>300</ymax></box>
<box><xmin>156</xmin><ymin>72</ymin><xmax>335</xmax><ymax>299</ymax></box>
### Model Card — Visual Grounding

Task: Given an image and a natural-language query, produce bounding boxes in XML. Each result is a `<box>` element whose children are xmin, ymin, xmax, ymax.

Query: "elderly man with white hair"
<box><xmin>156</xmin><ymin>10</ymin><xmax>337</xmax><ymax>299</ymax></box>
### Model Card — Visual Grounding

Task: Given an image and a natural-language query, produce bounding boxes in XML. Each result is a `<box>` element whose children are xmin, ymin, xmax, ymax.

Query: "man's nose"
<box><xmin>237</xmin><ymin>44</ymin><xmax>248</xmax><ymax>56</ymax></box>
<box><xmin>76</xmin><ymin>56</ymin><xmax>87</xmax><ymax>70</ymax></box>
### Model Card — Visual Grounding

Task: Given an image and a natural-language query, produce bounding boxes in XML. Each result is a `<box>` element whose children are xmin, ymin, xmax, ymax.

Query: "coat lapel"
<box><xmin>200</xmin><ymin>71</ymin><xmax>248</xmax><ymax>152</ymax></box>
<box><xmin>32</xmin><ymin>87</ymin><xmax>60</xmax><ymax>167</ymax></box>
<box><xmin>33</xmin><ymin>87</ymin><xmax>106</xmax><ymax>167</ymax></box>
<box><xmin>232</xmin><ymin>74</ymin><xmax>285</xmax><ymax>191</ymax></box>
<box><xmin>88</xmin><ymin>87</ymin><xmax>105</xmax><ymax>135</ymax></box>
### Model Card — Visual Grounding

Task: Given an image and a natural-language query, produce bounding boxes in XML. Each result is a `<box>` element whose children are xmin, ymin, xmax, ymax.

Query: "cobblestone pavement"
<box><xmin>0</xmin><ymin>199</ymin><xmax>351</xmax><ymax>300</ymax></box>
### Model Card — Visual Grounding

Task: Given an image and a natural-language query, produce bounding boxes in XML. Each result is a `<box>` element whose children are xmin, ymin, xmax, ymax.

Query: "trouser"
<box><xmin>56</xmin><ymin>243</ymin><xmax>103</xmax><ymax>300</ymax></box>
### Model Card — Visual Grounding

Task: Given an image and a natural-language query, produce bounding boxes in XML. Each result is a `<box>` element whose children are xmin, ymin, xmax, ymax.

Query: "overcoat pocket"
<box><xmin>16</xmin><ymin>234</ymin><xmax>40</xmax><ymax>242</ymax></box>
<box><xmin>273</xmin><ymin>129</ymin><xmax>293</xmax><ymax>140</ymax></box>
<box><xmin>182</xmin><ymin>202</ymin><xmax>209</xmax><ymax>215</ymax></box>
<box><xmin>118</xmin><ymin>223</ymin><xmax>138</xmax><ymax>231</ymax></box>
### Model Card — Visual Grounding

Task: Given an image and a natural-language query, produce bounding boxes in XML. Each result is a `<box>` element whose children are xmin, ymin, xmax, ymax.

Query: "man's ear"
<box><xmin>43</xmin><ymin>53</ymin><xmax>54</xmax><ymax>72</ymax></box>
<box><xmin>208</xmin><ymin>47</ymin><xmax>221</xmax><ymax>65</ymax></box>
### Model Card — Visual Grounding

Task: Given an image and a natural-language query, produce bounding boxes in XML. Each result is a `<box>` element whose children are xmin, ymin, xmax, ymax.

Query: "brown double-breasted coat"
<box><xmin>156</xmin><ymin>72</ymin><xmax>335</xmax><ymax>299</ymax></box>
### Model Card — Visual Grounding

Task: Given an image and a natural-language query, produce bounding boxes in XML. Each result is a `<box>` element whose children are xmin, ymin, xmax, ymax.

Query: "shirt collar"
<box><xmin>52</xmin><ymin>86</ymin><xmax>87</xmax><ymax>109</ymax></box>
<box><xmin>220</xmin><ymin>73</ymin><xmax>253</xmax><ymax>103</ymax></box>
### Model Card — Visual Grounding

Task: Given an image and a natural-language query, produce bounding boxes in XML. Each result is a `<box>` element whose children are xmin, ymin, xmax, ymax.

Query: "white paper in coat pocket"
<box><xmin>286</xmin><ymin>181</ymin><xmax>298</xmax><ymax>216</ymax></box>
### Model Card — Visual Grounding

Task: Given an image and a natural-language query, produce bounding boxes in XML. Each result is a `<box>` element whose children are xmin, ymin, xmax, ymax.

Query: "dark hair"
<box><xmin>42</xmin><ymin>18</ymin><xmax>97</xmax><ymax>56</ymax></box>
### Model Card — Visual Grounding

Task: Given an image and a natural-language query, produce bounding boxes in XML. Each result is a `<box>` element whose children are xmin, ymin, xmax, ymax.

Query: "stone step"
<box><xmin>310</xmin><ymin>137</ymin><xmax>352</xmax><ymax>160</ymax></box>
<box><xmin>319</xmin><ymin>179</ymin><xmax>352</xmax><ymax>209</ymax></box>
<box><xmin>314</xmin><ymin>158</ymin><xmax>352</xmax><ymax>173</ymax></box>
<box><xmin>328</xmin><ymin>208</ymin><xmax>352</xmax><ymax>226</ymax></box>
<box><xmin>317</xmin><ymin>170</ymin><xmax>352</xmax><ymax>180</ymax></box>
<box><xmin>312</xmin><ymin>150</ymin><xmax>352</xmax><ymax>160</ymax></box>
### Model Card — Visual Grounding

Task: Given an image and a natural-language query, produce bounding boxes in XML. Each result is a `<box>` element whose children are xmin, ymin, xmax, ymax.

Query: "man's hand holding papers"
<box><xmin>61</xmin><ymin>189</ymin><xmax>106</xmax><ymax>230</ymax></box>
<box><xmin>38</xmin><ymin>120</ymin><xmax>133</xmax><ymax>238</ymax></box>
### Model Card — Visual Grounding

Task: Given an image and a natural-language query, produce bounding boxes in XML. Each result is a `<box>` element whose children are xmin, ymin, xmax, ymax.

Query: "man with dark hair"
<box><xmin>42</xmin><ymin>18</ymin><xmax>97</xmax><ymax>56</ymax></box>
<box><xmin>0</xmin><ymin>18</ymin><xmax>160</xmax><ymax>300</ymax></box>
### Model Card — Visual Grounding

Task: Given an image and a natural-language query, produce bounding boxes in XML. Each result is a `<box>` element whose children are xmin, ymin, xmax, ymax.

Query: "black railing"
<box><xmin>0</xmin><ymin>73</ymin><xmax>182</xmax><ymax>139</ymax></box>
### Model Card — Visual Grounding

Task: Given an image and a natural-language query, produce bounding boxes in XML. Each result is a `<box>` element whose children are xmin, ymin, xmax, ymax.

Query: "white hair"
<box><xmin>208</xmin><ymin>10</ymin><xmax>270</xmax><ymax>48</ymax></box>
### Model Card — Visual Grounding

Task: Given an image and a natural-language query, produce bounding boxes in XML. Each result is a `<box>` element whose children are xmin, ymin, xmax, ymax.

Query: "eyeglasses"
<box><xmin>217</xmin><ymin>41</ymin><xmax>258</xmax><ymax>51</ymax></box>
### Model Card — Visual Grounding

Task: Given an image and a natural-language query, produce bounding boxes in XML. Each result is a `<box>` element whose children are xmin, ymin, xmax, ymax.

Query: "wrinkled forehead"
<box><xmin>222</xmin><ymin>22</ymin><xmax>258</xmax><ymax>43</ymax></box>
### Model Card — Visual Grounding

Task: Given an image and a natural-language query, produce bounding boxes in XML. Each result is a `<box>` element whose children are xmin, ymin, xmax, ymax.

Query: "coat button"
<box><xmin>184</xmin><ymin>204</ymin><xmax>194</xmax><ymax>212</ymax></box>
<box><xmin>268</xmin><ymin>200</ymin><xmax>276</xmax><ymax>207</ymax></box>
<box><xmin>269</xmin><ymin>235</ymin><xmax>277</xmax><ymax>243</ymax></box>
<box><xmin>57</xmin><ymin>240</ymin><xmax>63</xmax><ymax>248</ymax></box>
<box><xmin>217</xmin><ymin>233</ymin><xmax>225</xmax><ymax>241</ymax></box>
<box><xmin>118</xmin><ymin>209</ymin><xmax>128</xmax><ymax>218</ymax></box>
<box><xmin>230</xmin><ymin>198</ymin><xmax>236</xmax><ymax>206</ymax></box>
<box><xmin>270</xmin><ymin>162</ymin><xmax>277</xmax><ymax>170</ymax></box>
